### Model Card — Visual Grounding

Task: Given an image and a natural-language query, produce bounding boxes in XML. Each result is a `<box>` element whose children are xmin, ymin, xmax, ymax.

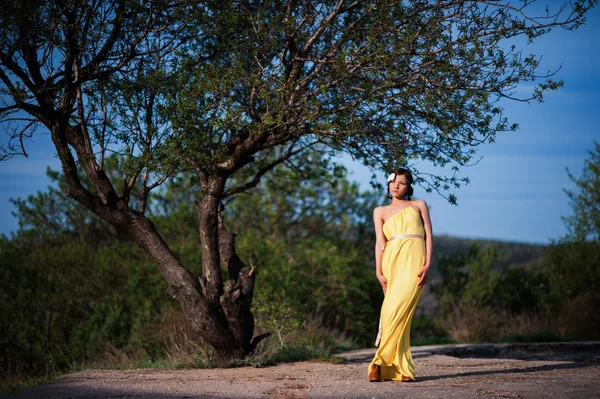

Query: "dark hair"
<box><xmin>387</xmin><ymin>167</ymin><xmax>414</xmax><ymax>200</ymax></box>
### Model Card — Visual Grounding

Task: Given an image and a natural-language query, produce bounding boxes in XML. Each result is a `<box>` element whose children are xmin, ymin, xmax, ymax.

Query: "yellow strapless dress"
<box><xmin>368</xmin><ymin>204</ymin><xmax>426</xmax><ymax>381</ymax></box>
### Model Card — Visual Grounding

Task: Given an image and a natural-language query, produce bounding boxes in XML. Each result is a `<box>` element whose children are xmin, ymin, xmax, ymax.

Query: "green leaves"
<box><xmin>562</xmin><ymin>141</ymin><xmax>600</xmax><ymax>242</ymax></box>
<box><xmin>3</xmin><ymin>0</ymin><xmax>595</xmax><ymax>209</ymax></box>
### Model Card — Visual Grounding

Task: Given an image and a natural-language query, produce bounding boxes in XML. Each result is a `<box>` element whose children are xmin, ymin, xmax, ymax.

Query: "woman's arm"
<box><xmin>373</xmin><ymin>206</ymin><xmax>388</xmax><ymax>294</ymax></box>
<box><xmin>416</xmin><ymin>200</ymin><xmax>433</xmax><ymax>287</ymax></box>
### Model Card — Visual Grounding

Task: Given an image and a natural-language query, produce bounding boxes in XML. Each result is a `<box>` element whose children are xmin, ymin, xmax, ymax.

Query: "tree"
<box><xmin>1</xmin><ymin>0</ymin><xmax>596</xmax><ymax>360</ymax></box>
<box><xmin>431</xmin><ymin>244</ymin><xmax>500</xmax><ymax>315</ymax></box>
<box><xmin>562</xmin><ymin>141</ymin><xmax>600</xmax><ymax>242</ymax></box>
<box><xmin>533</xmin><ymin>142</ymin><xmax>600</xmax><ymax>339</ymax></box>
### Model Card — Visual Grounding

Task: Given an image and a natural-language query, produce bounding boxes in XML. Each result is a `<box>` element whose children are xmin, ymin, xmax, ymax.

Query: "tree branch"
<box><xmin>223</xmin><ymin>140</ymin><xmax>319</xmax><ymax>198</ymax></box>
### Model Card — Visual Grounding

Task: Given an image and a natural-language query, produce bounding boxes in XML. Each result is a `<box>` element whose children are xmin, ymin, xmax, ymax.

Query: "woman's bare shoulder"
<box><xmin>373</xmin><ymin>205</ymin><xmax>387</xmax><ymax>216</ymax></box>
<box><xmin>413</xmin><ymin>199</ymin><xmax>428</xmax><ymax>210</ymax></box>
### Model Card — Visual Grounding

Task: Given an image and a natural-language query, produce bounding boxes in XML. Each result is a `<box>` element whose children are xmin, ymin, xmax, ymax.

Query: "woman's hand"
<box><xmin>377</xmin><ymin>274</ymin><xmax>388</xmax><ymax>294</ymax></box>
<box><xmin>417</xmin><ymin>265</ymin><xmax>429</xmax><ymax>288</ymax></box>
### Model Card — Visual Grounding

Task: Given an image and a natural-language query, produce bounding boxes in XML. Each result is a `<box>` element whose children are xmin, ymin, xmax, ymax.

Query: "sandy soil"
<box><xmin>4</xmin><ymin>342</ymin><xmax>600</xmax><ymax>399</ymax></box>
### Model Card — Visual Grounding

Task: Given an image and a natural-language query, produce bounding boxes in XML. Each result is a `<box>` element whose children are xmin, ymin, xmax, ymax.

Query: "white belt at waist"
<box><xmin>387</xmin><ymin>233</ymin><xmax>424</xmax><ymax>242</ymax></box>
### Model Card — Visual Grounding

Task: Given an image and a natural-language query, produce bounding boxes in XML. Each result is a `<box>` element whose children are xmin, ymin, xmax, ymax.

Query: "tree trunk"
<box><xmin>126</xmin><ymin>210</ymin><xmax>247</xmax><ymax>360</ymax></box>
<box><xmin>194</xmin><ymin>175</ymin><xmax>266</xmax><ymax>358</ymax></box>
<box><xmin>217</xmin><ymin>206</ymin><xmax>260</xmax><ymax>355</ymax></box>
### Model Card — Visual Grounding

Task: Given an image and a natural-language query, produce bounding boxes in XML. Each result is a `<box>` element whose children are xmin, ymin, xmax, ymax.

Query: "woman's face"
<box><xmin>389</xmin><ymin>174</ymin><xmax>410</xmax><ymax>199</ymax></box>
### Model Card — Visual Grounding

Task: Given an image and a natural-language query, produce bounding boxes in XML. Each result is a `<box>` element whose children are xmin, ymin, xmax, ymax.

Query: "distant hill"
<box><xmin>431</xmin><ymin>235</ymin><xmax>547</xmax><ymax>277</ymax></box>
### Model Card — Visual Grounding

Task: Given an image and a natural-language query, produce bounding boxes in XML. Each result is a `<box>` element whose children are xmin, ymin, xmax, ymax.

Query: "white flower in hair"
<box><xmin>387</xmin><ymin>172</ymin><xmax>396</xmax><ymax>183</ymax></box>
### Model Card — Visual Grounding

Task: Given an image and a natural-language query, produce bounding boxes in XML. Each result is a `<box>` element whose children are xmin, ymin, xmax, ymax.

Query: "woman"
<box><xmin>368</xmin><ymin>167</ymin><xmax>433</xmax><ymax>382</ymax></box>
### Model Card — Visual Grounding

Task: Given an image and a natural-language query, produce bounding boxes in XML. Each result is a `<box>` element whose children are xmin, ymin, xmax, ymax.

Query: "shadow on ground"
<box><xmin>423</xmin><ymin>341</ymin><xmax>600</xmax><ymax>362</ymax></box>
<box><xmin>417</xmin><ymin>360</ymin><xmax>597</xmax><ymax>382</ymax></box>
<box><xmin>341</xmin><ymin>341</ymin><xmax>600</xmax><ymax>363</ymax></box>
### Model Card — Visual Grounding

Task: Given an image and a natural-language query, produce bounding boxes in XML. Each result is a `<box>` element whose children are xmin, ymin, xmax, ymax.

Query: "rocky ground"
<box><xmin>4</xmin><ymin>342</ymin><xmax>600</xmax><ymax>399</ymax></box>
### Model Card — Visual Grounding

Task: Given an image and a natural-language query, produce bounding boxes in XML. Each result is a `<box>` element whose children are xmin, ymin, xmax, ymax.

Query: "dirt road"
<box><xmin>4</xmin><ymin>342</ymin><xmax>600</xmax><ymax>399</ymax></box>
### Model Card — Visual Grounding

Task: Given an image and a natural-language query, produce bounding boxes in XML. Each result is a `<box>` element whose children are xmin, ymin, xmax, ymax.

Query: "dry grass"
<box><xmin>445</xmin><ymin>305</ymin><xmax>503</xmax><ymax>342</ymax></box>
<box><xmin>556</xmin><ymin>292</ymin><xmax>600</xmax><ymax>340</ymax></box>
<box><xmin>444</xmin><ymin>304</ymin><xmax>558</xmax><ymax>343</ymax></box>
<box><xmin>501</xmin><ymin>311</ymin><xmax>551</xmax><ymax>338</ymax></box>
<box><xmin>162</xmin><ymin>325</ymin><xmax>215</xmax><ymax>368</ymax></box>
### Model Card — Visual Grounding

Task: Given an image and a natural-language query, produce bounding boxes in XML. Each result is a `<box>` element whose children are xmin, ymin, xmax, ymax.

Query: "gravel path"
<box><xmin>4</xmin><ymin>342</ymin><xmax>600</xmax><ymax>399</ymax></box>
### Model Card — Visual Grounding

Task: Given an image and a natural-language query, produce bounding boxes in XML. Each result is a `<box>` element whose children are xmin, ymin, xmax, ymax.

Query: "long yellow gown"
<box><xmin>368</xmin><ymin>203</ymin><xmax>426</xmax><ymax>381</ymax></box>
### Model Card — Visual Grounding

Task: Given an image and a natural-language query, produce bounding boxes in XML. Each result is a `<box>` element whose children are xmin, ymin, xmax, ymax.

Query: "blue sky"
<box><xmin>343</xmin><ymin>6</ymin><xmax>600</xmax><ymax>244</ymax></box>
<box><xmin>1</xmin><ymin>5</ymin><xmax>599</xmax><ymax>244</ymax></box>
